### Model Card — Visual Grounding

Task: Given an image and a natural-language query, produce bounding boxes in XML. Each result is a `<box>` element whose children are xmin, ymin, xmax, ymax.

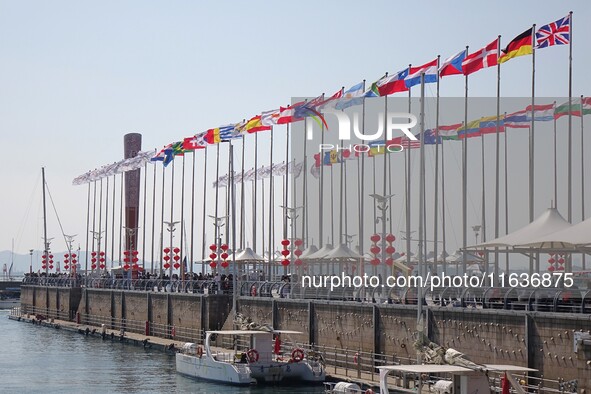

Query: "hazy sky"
<box><xmin>1</xmin><ymin>1</ymin><xmax>590</xmax><ymax>261</ymax></box>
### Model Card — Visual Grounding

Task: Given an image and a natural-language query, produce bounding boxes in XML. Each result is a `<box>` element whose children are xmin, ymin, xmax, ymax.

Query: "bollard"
<box><xmin>76</xmin><ymin>312</ymin><xmax>81</xmax><ymax>324</ymax></box>
<box><xmin>145</xmin><ymin>321</ymin><xmax>150</xmax><ymax>336</ymax></box>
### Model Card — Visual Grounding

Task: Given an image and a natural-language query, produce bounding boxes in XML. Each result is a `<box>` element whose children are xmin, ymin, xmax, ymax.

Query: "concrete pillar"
<box><xmin>124</xmin><ymin>133</ymin><xmax>142</xmax><ymax>252</ymax></box>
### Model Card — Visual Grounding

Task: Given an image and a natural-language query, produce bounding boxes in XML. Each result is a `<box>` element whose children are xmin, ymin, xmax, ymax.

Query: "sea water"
<box><xmin>0</xmin><ymin>311</ymin><xmax>324</xmax><ymax>394</ymax></box>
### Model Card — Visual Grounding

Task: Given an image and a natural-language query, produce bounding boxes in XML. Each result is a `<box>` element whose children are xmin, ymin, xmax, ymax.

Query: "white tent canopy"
<box><xmin>468</xmin><ymin>208</ymin><xmax>572</xmax><ymax>249</ymax></box>
<box><xmin>299</xmin><ymin>245</ymin><xmax>318</xmax><ymax>259</ymax></box>
<box><xmin>515</xmin><ymin>216</ymin><xmax>591</xmax><ymax>249</ymax></box>
<box><xmin>324</xmin><ymin>244</ymin><xmax>365</xmax><ymax>260</ymax></box>
<box><xmin>303</xmin><ymin>244</ymin><xmax>333</xmax><ymax>260</ymax></box>
<box><xmin>232</xmin><ymin>247</ymin><xmax>265</xmax><ymax>262</ymax></box>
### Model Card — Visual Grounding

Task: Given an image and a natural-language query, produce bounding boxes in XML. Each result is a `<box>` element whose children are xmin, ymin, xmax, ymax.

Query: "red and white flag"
<box><xmin>462</xmin><ymin>38</ymin><xmax>499</xmax><ymax>76</ymax></box>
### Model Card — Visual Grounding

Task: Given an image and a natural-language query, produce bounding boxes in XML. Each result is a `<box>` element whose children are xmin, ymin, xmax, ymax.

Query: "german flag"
<box><xmin>499</xmin><ymin>28</ymin><xmax>533</xmax><ymax>63</ymax></box>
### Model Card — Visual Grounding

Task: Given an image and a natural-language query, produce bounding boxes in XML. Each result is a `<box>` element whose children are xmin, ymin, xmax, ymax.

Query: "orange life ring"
<box><xmin>196</xmin><ymin>346</ymin><xmax>203</xmax><ymax>358</ymax></box>
<box><xmin>291</xmin><ymin>348</ymin><xmax>305</xmax><ymax>362</ymax></box>
<box><xmin>246</xmin><ymin>349</ymin><xmax>259</xmax><ymax>363</ymax></box>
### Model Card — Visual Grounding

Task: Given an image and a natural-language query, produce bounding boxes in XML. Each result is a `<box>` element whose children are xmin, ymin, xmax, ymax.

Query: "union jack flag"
<box><xmin>536</xmin><ymin>15</ymin><xmax>570</xmax><ymax>48</ymax></box>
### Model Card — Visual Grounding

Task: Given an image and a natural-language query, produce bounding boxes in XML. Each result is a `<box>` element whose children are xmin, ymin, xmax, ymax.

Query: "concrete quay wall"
<box><xmin>19</xmin><ymin>287</ymin><xmax>591</xmax><ymax>389</ymax></box>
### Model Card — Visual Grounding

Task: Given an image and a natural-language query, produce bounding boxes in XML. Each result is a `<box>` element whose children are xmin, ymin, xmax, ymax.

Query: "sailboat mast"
<box><xmin>42</xmin><ymin>167</ymin><xmax>49</xmax><ymax>275</ymax></box>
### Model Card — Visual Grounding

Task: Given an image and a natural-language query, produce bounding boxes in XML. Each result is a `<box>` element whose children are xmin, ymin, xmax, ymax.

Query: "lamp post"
<box><xmin>64</xmin><ymin>234</ymin><xmax>76</xmax><ymax>275</ymax></box>
<box><xmin>208</xmin><ymin>215</ymin><xmax>228</xmax><ymax>275</ymax></box>
<box><xmin>472</xmin><ymin>225</ymin><xmax>481</xmax><ymax>245</ymax></box>
<box><xmin>89</xmin><ymin>230</ymin><xmax>104</xmax><ymax>272</ymax></box>
<box><xmin>280</xmin><ymin>205</ymin><xmax>302</xmax><ymax>276</ymax></box>
<box><xmin>29</xmin><ymin>249</ymin><xmax>34</xmax><ymax>275</ymax></box>
<box><xmin>41</xmin><ymin>237</ymin><xmax>54</xmax><ymax>275</ymax></box>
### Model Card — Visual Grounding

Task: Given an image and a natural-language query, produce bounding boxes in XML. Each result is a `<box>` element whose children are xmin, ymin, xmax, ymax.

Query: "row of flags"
<box><xmin>213</xmin><ymin>161</ymin><xmax>304</xmax><ymax>188</ymax></box>
<box><xmin>73</xmin><ymin>13</ymin><xmax>574</xmax><ymax>180</ymax></box>
<box><xmin>308</xmin><ymin>97</ymin><xmax>591</xmax><ymax>174</ymax></box>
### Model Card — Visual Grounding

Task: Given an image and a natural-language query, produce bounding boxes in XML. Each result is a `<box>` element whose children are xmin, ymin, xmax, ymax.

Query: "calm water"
<box><xmin>0</xmin><ymin>311</ymin><xmax>324</xmax><ymax>394</ymax></box>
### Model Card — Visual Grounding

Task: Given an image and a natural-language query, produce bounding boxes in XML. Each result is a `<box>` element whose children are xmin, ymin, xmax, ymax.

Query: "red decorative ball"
<box><xmin>64</xmin><ymin>254</ymin><xmax>69</xmax><ymax>258</ymax></box>
<box><xmin>281</xmin><ymin>259</ymin><xmax>290</xmax><ymax>266</ymax></box>
<box><xmin>49</xmin><ymin>259</ymin><xmax>53</xmax><ymax>264</ymax></box>
<box><xmin>124</xmin><ymin>250</ymin><xmax>130</xmax><ymax>256</ymax></box>
<box><xmin>64</xmin><ymin>265</ymin><xmax>69</xmax><ymax>270</ymax></box>
<box><xmin>281</xmin><ymin>239</ymin><xmax>290</xmax><ymax>247</ymax></box>
<box><xmin>548</xmin><ymin>265</ymin><xmax>555</xmax><ymax>272</ymax></box>
<box><xmin>370</xmin><ymin>258</ymin><xmax>380</xmax><ymax>266</ymax></box>
<box><xmin>72</xmin><ymin>259</ymin><xmax>77</xmax><ymax>264</ymax></box>
<box><xmin>123</xmin><ymin>257</ymin><xmax>130</xmax><ymax>263</ymax></box>
<box><xmin>342</xmin><ymin>149</ymin><xmax>351</xmax><ymax>159</ymax></box>
<box><xmin>370</xmin><ymin>234</ymin><xmax>381</xmax><ymax>243</ymax></box>
<box><xmin>163</xmin><ymin>255</ymin><xmax>170</xmax><ymax>262</ymax></box>
<box><xmin>209</xmin><ymin>262</ymin><xmax>217</xmax><ymax>269</ymax></box>
<box><xmin>548</xmin><ymin>258</ymin><xmax>555</xmax><ymax>264</ymax></box>
<box><xmin>220</xmin><ymin>244</ymin><xmax>229</xmax><ymax>251</ymax></box>
<box><xmin>64</xmin><ymin>259</ymin><xmax>69</xmax><ymax>264</ymax></box>
<box><xmin>132</xmin><ymin>250</ymin><xmax>139</xmax><ymax>255</ymax></box>
<box><xmin>557</xmin><ymin>265</ymin><xmax>565</xmax><ymax>271</ymax></box>
<box><xmin>294</xmin><ymin>259</ymin><xmax>303</xmax><ymax>266</ymax></box>
<box><xmin>370</xmin><ymin>246</ymin><xmax>381</xmax><ymax>255</ymax></box>
<box><xmin>173</xmin><ymin>247</ymin><xmax>180</xmax><ymax>254</ymax></box>
<box><xmin>123</xmin><ymin>264</ymin><xmax>130</xmax><ymax>271</ymax></box>
<box><xmin>163</xmin><ymin>262</ymin><xmax>171</xmax><ymax>269</ymax></box>
<box><xmin>173</xmin><ymin>263</ymin><xmax>180</xmax><ymax>269</ymax></box>
<box><xmin>71</xmin><ymin>254</ymin><xmax>77</xmax><ymax>258</ymax></box>
<box><xmin>91</xmin><ymin>264</ymin><xmax>96</xmax><ymax>270</ymax></box>
<box><xmin>99</xmin><ymin>257</ymin><xmax>105</xmax><ymax>263</ymax></box>
<box><xmin>294</xmin><ymin>239</ymin><xmax>303</xmax><ymax>247</ymax></box>
<box><xmin>209</xmin><ymin>244</ymin><xmax>217</xmax><ymax>252</ymax></box>
<box><xmin>132</xmin><ymin>263</ymin><xmax>139</xmax><ymax>270</ymax></box>
<box><xmin>221</xmin><ymin>252</ymin><xmax>229</xmax><ymax>260</ymax></box>
<box><xmin>42</xmin><ymin>265</ymin><xmax>47</xmax><ymax>270</ymax></box>
<box><xmin>294</xmin><ymin>249</ymin><xmax>303</xmax><ymax>257</ymax></box>
<box><xmin>163</xmin><ymin>247</ymin><xmax>171</xmax><ymax>254</ymax></box>
<box><xmin>173</xmin><ymin>255</ymin><xmax>180</xmax><ymax>261</ymax></box>
<box><xmin>221</xmin><ymin>261</ymin><xmax>229</xmax><ymax>268</ymax></box>
<box><xmin>99</xmin><ymin>264</ymin><xmax>105</xmax><ymax>269</ymax></box>
<box><xmin>385</xmin><ymin>258</ymin><xmax>394</xmax><ymax>266</ymax></box>
<box><xmin>49</xmin><ymin>254</ymin><xmax>54</xmax><ymax>259</ymax></box>
<box><xmin>385</xmin><ymin>234</ymin><xmax>396</xmax><ymax>243</ymax></box>
<box><xmin>558</xmin><ymin>258</ymin><xmax>565</xmax><ymax>264</ymax></box>
<box><xmin>281</xmin><ymin>249</ymin><xmax>290</xmax><ymax>257</ymax></box>
<box><xmin>132</xmin><ymin>257</ymin><xmax>138</xmax><ymax>263</ymax></box>
<box><xmin>100</xmin><ymin>251</ymin><xmax>105</xmax><ymax>256</ymax></box>
<box><xmin>209</xmin><ymin>253</ymin><xmax>217</xmax><ymax>260</ymax></box>
<box><xmin>91</xmin><ymin>257</ymin><xmax>97</xmax><ymax>263</ymax></box>
<box><xmin>385</xmin><ymin>246</ymin><xmax>396</xmax><ymax>255</ymax></box>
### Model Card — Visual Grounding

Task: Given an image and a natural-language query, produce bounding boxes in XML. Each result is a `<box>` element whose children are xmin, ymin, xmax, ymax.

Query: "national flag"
<box><xmin>183</xmin><ymin>135</ymin><xmax>206</xmax><ymax>151</ymax></box>
<box><xmin>462</xmin><ymin>38</ymin><xmax>499</xmax><ymax>75</ymax></box>
<box><xmin>367</xmin><ymin>140</ymin><xmax>387</xmax><ymax>156</ymax></box>
<box><xmin>405</xmin><ymin>59</ymin><xmax>438</xmax><ymax>88</ymax></box>
<box><xmin>243</xmin><ymin>115</ymin><xmax>271</xmax><ymax>133</ymax></box>
<box><xmin>277</xmin><ymin>101</ymin><xmax>306</xmax><ymax>124</ymax></box>
<box><xmin>417</xmin><ymin>129</ymin><xmax>440</xmax><ymax>144</ymax></box>
<box><xmin>363</xmin><ymin>81</ymin><xmax>380</xmax><ymax>98</ymax></box>
<box><xmin>387</xmin><ymin>136</ymin><xmax>420</xmax><ymax>150</ymax></box>
<box><xmin>479</xmin><ymin>115</ymin><xmax>505</xmax><ymax>134</ymax></box>
<box><xmin>436</xmin><ymin>123</ymin><xmax>462</xmax><ymax>140</ymax></box>
<box><xmin>334</xmin><ymin>82</ymin><xmax>365</xmax><ymax>110</ymax></box>
<box><xmin>555</xmin><ymin>97</ymin><xmax>591</xmax><ymax>119</ymax></box>
<box><xmin>151</xmin><ymin>143</ymin><xmax>172</xmax><ymax>162</ymax></box>
<box><xmin>261</xmin><ymin>109</ymin><xmax>280</xmax><ymax>126</ymax></box>
<box><xmin>304</xmin><ymin>89</ymin><xmax>343</xmax><ymax>113</ymax></box>
<box><xmin>499</xmin><ymin>28</ymin><xmax>533</xmax><ymax>63</ymax></box>
<box><xmin>505</xmin><ymin>104</ymin><xmax>555</xmax><ymax>127</ymax></box>
<box><xmin>163</xmin><ymin>141</ymin><xmax>185</xmax><ymax>166</ymax></box>
<box><xmin>439</xmin><ymin>50</ymin><xmax>466</xmax><ymax>77</ymax></box>
<box><xmin>536</xmin><ymin>15</ymin><xmax>570</xmax><ymax>49</ymax></box>
<box><xmin>204</xmin><ymin>125</ymin><xmax>241</xmax><ymax>144</ymax></box>
<box><xmin>374</xmin><ymin>68</ymin><xmax>409</xmax><ymax>96</ymax></box>
<box><xmin>457</xmin><ymin>119</ymin><xmax>482</xmax><ymax>139</ymax></box>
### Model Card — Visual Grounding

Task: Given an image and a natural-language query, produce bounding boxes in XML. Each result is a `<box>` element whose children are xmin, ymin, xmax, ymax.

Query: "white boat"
<box><xmin>176</xmin><ymin>329</ymin><xmax>325</xmax><ymax>385</ymax></box>
<box><xmin>246</xmin><ymin>329</ymin><xmax>325</xmax><ymax>383</ymax></box>
<box><xmin>176</xmin><ymin>330</ymin><xmax>256</xmax><ymax>385</ymax></box>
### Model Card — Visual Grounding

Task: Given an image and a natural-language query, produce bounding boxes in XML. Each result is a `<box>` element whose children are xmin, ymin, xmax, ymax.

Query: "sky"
<box><xmin>1</xmin><ymin>1</ymin><xmax>590</xmax><ymax>267</ymax></box>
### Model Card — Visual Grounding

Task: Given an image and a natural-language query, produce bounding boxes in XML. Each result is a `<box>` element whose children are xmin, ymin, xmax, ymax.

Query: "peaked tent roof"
<box><xmin>324</xmin><ymin>244</ymin><xmax>365</xmax><ymax>260</ymax></box>
<box><xmin>515</xmin><ymin>216</ymin><xmax>591</xmax><ymax>249</ymax></box>
<box><xmin>232</xmin><ymin>247</ymin><xmax>265</xmax><ymax>262</ymax></box>
<box><xmin>304</xmin><ymin>244</ymin><xmax>333</xmax><ymax>260</ymax></box>
<box><xmin>468</xmin><ymin>208</ymin><xmax>572</xmax><ymax>249</ymax></box>
<box><xmin>299</xmin><ymin>245</ymin><xmax>318</xmax><ymax>259</ymax></box>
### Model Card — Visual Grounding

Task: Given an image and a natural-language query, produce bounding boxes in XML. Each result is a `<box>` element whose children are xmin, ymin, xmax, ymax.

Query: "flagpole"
<box><xmin>225</xmin><ymin>143</ymin><xmax>231</xmax><ymax>248</ymax></box>
<box><xmin>462</xmin><ymin>47</ymin><xmax>469</xmax><ymax>275</ymax></box>
<box><xmin>284</xmin><ymin>123</ymin><xmax>290</xmax><ymax>250</ymax></box>
<box><xmin>159</xmin><ymin>164</ymin><xmax>166</xmax><ymax>279</ymax></box>
<box><xmin>494</xmin><ymin>35</ymin><xmax>501</xmax><ymax>280</ymax></box>
<box><xmin>268</xmin><ymin>127</ymin><xmax>274</xmax><ymax>279</ymax></box>
<box><xmin>530</xmin><ymin>25</ymin><xmax>536</xmax><ymax>228</ymax></box>
<box><xmin>381</xmin><ymin>74</ymin><xmax>388</xmax><ymax>277</ymax></box>
<box><xmin>253</xmin><ymin>132</ymin><xmax>258</xmax><ymax>253</ymax></box>
<box><xmin>406</xmin><ymin>64</ymin><xmax>412</xmax><ymax>269</ymax></box>
<box><xmin>104</xmin><ymin>177</ymin><xmax>109</xmax><ymax>273</ymax></box>
<box><xmin>433</xmin><ymin>56</ymin><xmax>440</xmax><ymax>275</ymax></box>
<box><xmin>179</xmin><ymin>155</ymin><xmax>186</xmax><ymax>283</ymax></box>
<box><xmin>319</xmin><ymin>95</ymin><xmax>326</xmax><ymax>263</ymax></box>
<box><xmin>553</xmin><ymin>101</ymin><xmax>558</xmax><ymax>208</ymax></box>
<box><xmin>91</xmin><ymin>180</ymin><xmax>97</xmax><ymax>271</ymax></box>
<box><xmin>85</xmin><ymin>182</ymin><xmax>90</xmax><ymax>276</ymax></box>
<box><xmin>581</xmin><ymin>95</ymin><xmax>586</xmax><ymax>271</ymax></box>
<box><xmin>141</xmin><ymin>162</ymin><xmax>147</xmax><ymax>271</ymax></box>
<box><xmin>151</xmin><ymin>160</ymin><xmax>156</xmax><ymax>273</ymax></box>
<box><xmin>441</xmin><ymin>131</ymin><xmax>447</xmax><ymax>273</ymax></box>
<box><xmin>359</xmin><ymin>82</ymin><xmax>366</xmax><ymax>268</ymax></box>
<box><xmin>111</xmin><ymin>174</ymin><xmax>116</xmax><ymax>269</ymax></box>
<box><xmin>200</xmin><ymin>147</ymin><xmax>208</xmax><ymax>274</ymax></box>
<box><xmin>119</xmin><ymin>172</ymin><xmax>124</xmax><ymax>266</ymax></box>
<box><xmin>190</xmin><ymin>150</ymin><xmax>196</xmax><ymax>275</ymax></box>
<box><xmin>240</xmin><ymin>132</ymin><xmax>246</xmax><ymax>250</ymax></box>
<box><xmin>568</xmin><ymin>11</ymin><xmax>573</xmax><ymax>224</ymax></box>
<box><xmin>169</xmin><ymin>160</ymin><xmax>175</xmax><ymax>278</ymax></box>
<box><xmin>302</xmin><ymin>116</ymin><xmax>308</xmax><ymax>245</ymax></box>
<box><xmin>417</xmin><ymin>72</ymin><xmax>426</xmax><ymax>348</ymax></box>
<box><xmin>504</xmin><ymin>113</ymin><xmax>510</xmax><ymax>274</ymax></box>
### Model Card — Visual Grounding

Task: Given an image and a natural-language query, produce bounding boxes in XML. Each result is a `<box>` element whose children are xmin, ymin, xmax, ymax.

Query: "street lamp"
<box><xmin>64</xmin><ymin>234</ymin><xmax>76</xmax><ymax>275</ymax></box>
<box><xmin>472</xmin><ymin>225</ymin><xmax>481</xmax><ymax>245</ymax></box>
<box><xmin>164</xmin><ymin>221</ymin><xmax>179</xmax><ymax>277</ymax></box>
<box><xmin>29</xmin><ymin>249</ymin><xmax>34</xmax><ymax>274</ymax></box>
<box><xmin>280</xmin><ymin>205</ymin><xmax>302</xmax><ymax>276</ymax></box>
<box><xmin>208</xmin><ymin>215</ymin><xmax>228</xmax><ymax>274</ymax></box>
